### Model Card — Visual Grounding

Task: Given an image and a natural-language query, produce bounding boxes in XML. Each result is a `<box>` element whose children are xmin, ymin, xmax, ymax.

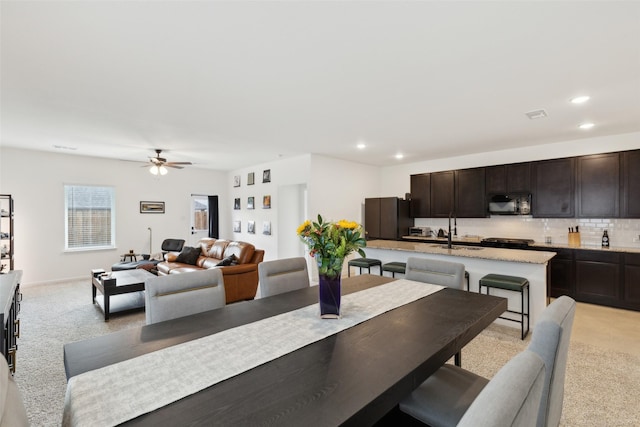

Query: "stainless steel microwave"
<box><xmin>488</xmin><ymin>194</ymin><xmax>532</xmax><ymax>215</ymax></box>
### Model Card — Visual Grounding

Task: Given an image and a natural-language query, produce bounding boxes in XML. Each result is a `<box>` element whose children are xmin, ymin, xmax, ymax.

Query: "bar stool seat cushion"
<box><xmin>479</xmin><ymin>273</ymin><xmax>529</xmax><ymax>291</ymax></box>
<box><xmin>348</xmin><ymin>258</ymin><xmax>382</xmax><ymax>268</ymax></box>
<box><xmin>382</xmin><ymin>262</ymin><xmax>406</xmax><ymax>274</ymax></box>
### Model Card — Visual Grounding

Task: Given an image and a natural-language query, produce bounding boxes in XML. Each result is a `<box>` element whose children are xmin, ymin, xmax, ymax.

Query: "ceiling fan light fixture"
<box><xmin>159</xmin><ymin>165</ymin><xmax>168</xmax><ymax>175</ymax></box>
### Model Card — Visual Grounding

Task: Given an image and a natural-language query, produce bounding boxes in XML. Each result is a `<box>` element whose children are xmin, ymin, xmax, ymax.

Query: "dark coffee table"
<box><xmin>91</xmin><ymin>269</ymin><xmax>155</xmax><ymax>321</ymax></box>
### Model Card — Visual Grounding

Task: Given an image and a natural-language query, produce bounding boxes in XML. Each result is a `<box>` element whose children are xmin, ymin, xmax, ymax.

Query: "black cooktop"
<box><xmin>480</xmin><ymin>237</ymin><xmax>535</xmax><ymax>249</ymax></box>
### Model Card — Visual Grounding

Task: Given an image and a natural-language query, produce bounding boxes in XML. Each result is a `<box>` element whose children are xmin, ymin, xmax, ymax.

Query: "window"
<box><xmin>65</xmin><ymin>185</ymin><xmax>115</xmax><ymax>250</ymax></box>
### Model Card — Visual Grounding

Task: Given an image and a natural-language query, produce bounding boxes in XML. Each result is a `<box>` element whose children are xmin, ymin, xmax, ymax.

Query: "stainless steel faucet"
<box><xmin>448</xmin><ymin>213</ymin><xmax>453</xmax><ymax>249</ymax></box>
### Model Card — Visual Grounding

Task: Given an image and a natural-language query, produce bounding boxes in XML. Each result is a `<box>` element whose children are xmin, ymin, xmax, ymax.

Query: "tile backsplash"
<box><xmin>414</xmin><ymin>217</ymin><xmax>640</xmax><ymax>249</ymax></box>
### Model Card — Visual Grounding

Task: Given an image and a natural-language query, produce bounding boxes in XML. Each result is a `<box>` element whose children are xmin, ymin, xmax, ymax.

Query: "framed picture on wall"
<box><xmin>262</xmin><ymin>195</ymin><xmax>271</xmax><ymax>209</ymax></box>
<box><xmin>234</xmin><ymin>175</ymin><xmax>241</xmax><ymax>187</ymax></box>
<box><xmin>263</xmin><ymin>169</ymin><xmax>271</xmax><ymax>183</ymax></box>
<box><xmin>233</xmin><ymin>220</ymin><xmax>241</xmax><ymax>233</ymax></box>
<box><xmin>263</xmin><ymin>221</ymin><xmax>271</xmax><ymax>235</ymax></box>
<box><xmin>247</xmin><ymin>196</ymin><xmax>255</xmax><ymax>209</ymax></box>
<box><xmin>234</xmin><ymin>198</ymin><xmax>241</xmax><ymax>210</ymax></box>
<box><xmin>247</xmin><ymin>172</ymin><xmax>255</xmax><ymax>185</ymax></box>
<box><xmin>140</xmin><ymin>201</ymin><xmax>165</xmax><ymax>214</ymax></box>
<box><xmin>248</xmin><ymin>220</ymin><xmax>255</xmax><ymax>234</ymax></box>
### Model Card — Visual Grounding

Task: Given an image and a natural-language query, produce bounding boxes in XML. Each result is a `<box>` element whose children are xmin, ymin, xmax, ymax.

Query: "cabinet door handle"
<box><xmin>13</xmin><ymin>318</ymin><xmax>20</xmax><ymax>338</ymax></box>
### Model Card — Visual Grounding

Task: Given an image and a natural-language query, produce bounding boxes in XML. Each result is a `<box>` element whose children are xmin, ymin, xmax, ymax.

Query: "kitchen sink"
<box><xmin>430</xmin><ymin>244</ymin><xmax>483</xmax><ymax>251</ymax></box>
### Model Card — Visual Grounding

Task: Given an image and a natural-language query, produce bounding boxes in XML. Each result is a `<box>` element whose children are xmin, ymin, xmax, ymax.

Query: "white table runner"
<box><xmin>62</xmin><ymin>279</ymin><xmax>443</xmax><ymax>426</ymax></box>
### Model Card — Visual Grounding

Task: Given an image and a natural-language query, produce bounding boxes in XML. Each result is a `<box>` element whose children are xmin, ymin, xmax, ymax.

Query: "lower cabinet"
<box><xmin>541</xmin><ymin>248</ymin><xmax>638</xmax><ymax>311</ymax></box>
<box><xmin>575</xmin><ymin>250</ymin><xmax>622</xmax><ymax>306</ymax></box>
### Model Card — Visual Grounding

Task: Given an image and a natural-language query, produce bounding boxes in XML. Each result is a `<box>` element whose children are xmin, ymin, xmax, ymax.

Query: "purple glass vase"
<box><xmin>318</xmin><ymin>272</ymin><xmax>342</xmax><ymax>318</ymax></box>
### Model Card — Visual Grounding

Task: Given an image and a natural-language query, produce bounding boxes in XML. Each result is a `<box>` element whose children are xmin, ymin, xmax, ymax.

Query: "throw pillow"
<box><xmin>175</xmin><ymin>246</ymin><xmax>201</xmax><ymax>265</ymax></box>
<box><xmin>216</xmin><ymin>254</ymin><xmax>237</xmax><ymax>267</ymax></box>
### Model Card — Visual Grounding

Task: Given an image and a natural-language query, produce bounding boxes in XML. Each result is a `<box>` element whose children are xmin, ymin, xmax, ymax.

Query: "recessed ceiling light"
<box><xmin>571</xmin><ymin>96</ymin><xmax>590</xmax><ymax>104</ymax></box>
<box><xmin>579</xmin><ymin>122</ymin><xmax>595</xmax><ymax>130</ymax></box>
<box><xmin>395</xmin><ymin>153</ymin><xmax>404</xmax><ymax>160</ymax></box>
<box><xmin>357</xmin><ymin>143</ymin><xmax>366</xmax><ymax>149</ymax></box>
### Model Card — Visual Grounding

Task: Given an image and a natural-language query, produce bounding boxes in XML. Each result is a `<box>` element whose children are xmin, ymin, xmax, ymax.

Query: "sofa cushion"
<box><xmin>175</xmin><ymin>246</ymin><xmax>201</xmax><ymax>265</ymax></box>
<box><xmin>224</xmin><ymin>241</ymin><xmax>255</xmax><ymax>265</ymax></box>
<box><xmin>216</xmin><ymin>254</ymin><xmax>237</xmax><ymax>267</ymax></box>
<box><xmin>207</xmin><ymin>240</ymin><xmax>230</xmax><ymax>259</ymax></box>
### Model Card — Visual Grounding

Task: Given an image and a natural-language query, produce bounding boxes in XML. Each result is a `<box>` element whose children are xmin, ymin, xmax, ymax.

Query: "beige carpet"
<box><xmin>12</xmin><ymin>279</ymin><xmax>640</xmax><ymax>426</ymax></box>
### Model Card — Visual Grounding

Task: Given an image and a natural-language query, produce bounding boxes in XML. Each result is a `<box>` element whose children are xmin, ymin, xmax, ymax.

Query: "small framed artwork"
<box><xmin>262</xmin><ymin>169</ymin><xmax>271</xmax><ymax>183</ymax></box>
<box><xmin>247</xmin><ymin>220</ymin><xmax>255</xmax><ymax>234</ymax></box>
<box><xmin>263</xmin><ymin>195</ymin><xmax>271</xmax><ymax>209</ymax></box>
<box><xmin>234</xmin><ymin>198</ymin><xmax>241</xmax><ymax>210</ymax></box>
<box><xmin>140</xmin><ymin>201</ymin><xmax>165</xmax><ymax>214</ymax></box>
<box><xmin>247</xmin><ymin>172</ymin><xmax>255</xmax><ymax>186</ymax></box>
<box><xmin>234</xmin><ymin>175</ymin><xmax>241</xmax><ymax>187</ymax></box>
<box><xmin>233</xmin><ymin>220</ymin><xmax>241</xmax><ymax>233</ymax></box>
<box><xmin>263</xmin><ymin>221</ymin><xmax>271</xmax><ymax>235</ymax></box>
<box><xmin>247</xmin><ymin>196</ymin><xmax>255</xmax><ymax>210</ymax></box>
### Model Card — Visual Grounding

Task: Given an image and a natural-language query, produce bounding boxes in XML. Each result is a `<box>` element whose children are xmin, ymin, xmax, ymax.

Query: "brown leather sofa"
<box><xmin>156</xmin><ymin>238</ymin><xmax>265</xmax><ymax>304</ymax></box>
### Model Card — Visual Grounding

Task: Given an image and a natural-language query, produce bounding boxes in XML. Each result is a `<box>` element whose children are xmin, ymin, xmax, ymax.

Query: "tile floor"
<box><xmin>570</xmin><ymin>300</ymin><xmax>640</xmax><ymax>357</ymax></box>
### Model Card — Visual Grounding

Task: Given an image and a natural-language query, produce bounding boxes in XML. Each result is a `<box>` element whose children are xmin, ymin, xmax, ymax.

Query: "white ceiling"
<box><xmin>2</xmin><ymin>1</ymin><xmax>640</xmax><ymax>171</ymax></box>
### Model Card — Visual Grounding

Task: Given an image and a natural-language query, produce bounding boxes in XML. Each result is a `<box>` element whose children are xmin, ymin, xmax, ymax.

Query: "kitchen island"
<box><xmin>362</xmin><ymin>239</ymin><xmax>556</xmax><ymax>330</ymax></box>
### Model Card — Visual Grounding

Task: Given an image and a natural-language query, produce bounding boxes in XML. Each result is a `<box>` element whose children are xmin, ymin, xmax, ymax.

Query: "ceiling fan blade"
<box><xmin>165</xmin><ymin>162</ymin><xmax>192</xmax><ymax>166</ymax></box>
<box><xmin>164</xmin><ymin>164</ymin><xmax>184</xmax><ymax>169</ymax></box>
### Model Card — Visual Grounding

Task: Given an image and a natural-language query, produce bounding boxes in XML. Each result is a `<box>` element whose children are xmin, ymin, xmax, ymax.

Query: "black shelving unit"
<box><xmin>0</xmin><ymin>194</ymin><xmax>14</xmax><ymax>273</ymax></box>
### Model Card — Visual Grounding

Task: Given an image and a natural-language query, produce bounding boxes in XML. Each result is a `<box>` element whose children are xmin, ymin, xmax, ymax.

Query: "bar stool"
<box><xmin>479</xmin><ymin>273</ymin><xmax>530</xmax><ymax>340</ymax></box>
<box><xmin>347</xmin><ymin>258</ymin><xmax>382</xmax><ymax>277</ymax></box>
<box><xmin>382</xmin><ymin>262</ymin><xmax>406</xmax><ymax>277</ymax></box>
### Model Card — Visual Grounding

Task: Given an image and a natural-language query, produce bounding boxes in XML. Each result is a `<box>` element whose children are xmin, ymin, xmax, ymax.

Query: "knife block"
<box><xmin>568</xmin><ymin>232</ymin><xmax>581</xmax><ymax>247</ymax></box>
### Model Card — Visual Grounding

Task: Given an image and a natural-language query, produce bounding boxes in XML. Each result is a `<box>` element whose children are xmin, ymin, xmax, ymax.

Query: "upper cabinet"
<box><xmin>622</xmin><ymin>150</ymin><xmax>640</xmax><ymax>218</ymax></box>
<box><xmin>455</xmin><ymin>167</ymin><xmax>486</xmax><ymax>218</ymax></box>
<box><xmin>486</xmin><ymin>163</ymin><xmax>531</xmax><ymax>195</ymax></box>
<box><xmin>576</xmin><ymin>153</ymin><xmax>620</xmax><ymax>218</ymax></box>
<box><xmin>533</xmin><ymin>158</ymin><xmax>575</xmax><ymax>217</ymax></box>
<box><xmin>430</xmin><ymin>171</ymin><xmax>455</xmax><ymax>218</ymax></box>
<box><xmin>409</xmin><ymin>173</ymin><xmax>431</xmax><ymax>218</ymax></box>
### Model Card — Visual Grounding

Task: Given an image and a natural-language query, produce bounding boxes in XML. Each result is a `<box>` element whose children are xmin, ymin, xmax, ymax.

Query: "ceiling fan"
<box><xmin>146</xmin><ymin>149</ymin><xmax>192</xmax><ymax>175</ymax></box>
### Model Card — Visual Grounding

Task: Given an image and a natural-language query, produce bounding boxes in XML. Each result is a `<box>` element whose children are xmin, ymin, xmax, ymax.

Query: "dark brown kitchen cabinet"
<box><xmin>409</xmin><ymin>173</ymin><xmax>431</xmax><ymax>218</ymax></box>
<box><xmin>576</xmin><ymin>153</ymin><xmax>620</xmax><ymax>218</ymax></box>
<box><xmin>623</xmin><ymin>253</ymin><xmax>640</xmax><ymax>309</ymax></box>
<box><xmin>364</xmin><ymin>197</ymin><xmax>411</xmax><ymax>240</ymax></box>
<box><xmin>547</xmin><ymin>248</ymin><xmax>575</xmax><ymax>299</ymax></box>
<box><xmin>486</xmin><ymin>163</ymin><xmax>531</xmax><ymax>195</ymax></box>
<box><xmin>575</xmin><ymin>250</ymin><xmax>621</xmax><ymax>306</ymax></box>
<box><xmin>622</xmin><ymin>150</ymin><xmax>640</xmax><ymax>218</ymax></box>
<box><xmin>455</xmin><ymin>167</ymin><xmax>486</xmax><ymax>217</ymax></box>
<box><xmin>430</xmin><ymin>171</ymin><xmax>455</xmax><ymax>218</ymax></box>
<box><xmin>532</xmin><ymin>158</ymin><xmax>575</xmax><ymax>217</ymax></box>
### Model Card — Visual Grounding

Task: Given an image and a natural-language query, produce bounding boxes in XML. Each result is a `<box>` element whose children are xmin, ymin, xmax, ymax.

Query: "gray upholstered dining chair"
<box><xmin>258</xmin><ymin>257</ymin><xmax>310</xmax><ymax>298</ymax></box>
<box><xmin>0</xmin><ymin>357</ymin><xmax>29</xmax><ymax>426</ymax></box>
<box><xmin>457</xmin><ymin>350</ymin><xmax>546</xmax><ymax>427</ymax></box>
<box><xmin>399</xmin><ymin>295</ymin><xmax>576</xmax><ymax>427</ymax></box>
<box><xmin>404</xmin><ymin>257</ymin><xmax>466</xmax><ymax>289</ymax></box>
<box><xmin>145</xmin><ymin>268</ymin><xmax>226</xmax><ymax>324</ymax></box>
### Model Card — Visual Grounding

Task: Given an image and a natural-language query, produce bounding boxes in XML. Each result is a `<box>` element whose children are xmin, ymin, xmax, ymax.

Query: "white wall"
<box><xmin>0</xmin><ymin>147</ymin><xmax>228</xmax><ymax>284</ymax></box>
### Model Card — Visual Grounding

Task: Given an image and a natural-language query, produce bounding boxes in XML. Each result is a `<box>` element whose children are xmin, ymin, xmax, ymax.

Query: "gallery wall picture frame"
<box><xmin>233</xmin><ymin>175</ymin><xmax>241</xmax><ymax>187</ymax></box>
<box><xmin>247</xmin><ymin>172</ymin><xmax>255</xmax><ymax>185</ymax></box>
<box><xmin>263</xmin><ymin>195</ymin><xmax>271</xmax><ymax>209</ymax></box>
<box><xmin>140</xmin><ymin>201</ymin><xmax>165</xmax><ymax>214</ymax></box>
<box><xmin>248</xmin><ymin>220</ymin><xmax>255</xmax><ymax>234</ymax></box>
<box><xmin>262</xmin><ymin>169</ymin><xmax>271</xmax><ymax>183</ymax></box>
<box><xmin>233</xmin><ymin>220</ymin><xmax>241</xmax><ymax>233</ymax></box>
<box><xmin>247</xmin><ymin>196</ymin><xmax>255</xmax><ymax>209</ymax></box>
<box><xmin>234</xmin><ymin>198</ymin><xmax>241</xmax><ymax>210</ymax></box>
<box><xmin>263</xmin><ymin>221</ymin><xmax>271</xmax><ymax>235</ymax></box>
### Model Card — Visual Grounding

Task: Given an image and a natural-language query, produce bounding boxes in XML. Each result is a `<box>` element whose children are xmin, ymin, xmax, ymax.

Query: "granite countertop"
<box><xmin>367</xmin><ymin>240</ymin><xmax>556</xmax><ymax>265</ymax></box>
<box><xmin>402</xmin><ymin>235</ymin><xmax>640</xmax><ymax>254</ymax></box>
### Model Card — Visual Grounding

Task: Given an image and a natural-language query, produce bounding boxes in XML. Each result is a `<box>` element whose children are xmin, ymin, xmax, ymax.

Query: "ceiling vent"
<box><xmin>525</xmin><ymin>109</ymin><xmax>548</xmax><ymax>120</ymax></box>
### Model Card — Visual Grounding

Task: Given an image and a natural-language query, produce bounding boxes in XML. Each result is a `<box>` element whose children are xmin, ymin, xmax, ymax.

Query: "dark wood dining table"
<box><xmin>63</xmin><ymin>274</ymin><xmax>507</xmax><ymax>426</ymax></box>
